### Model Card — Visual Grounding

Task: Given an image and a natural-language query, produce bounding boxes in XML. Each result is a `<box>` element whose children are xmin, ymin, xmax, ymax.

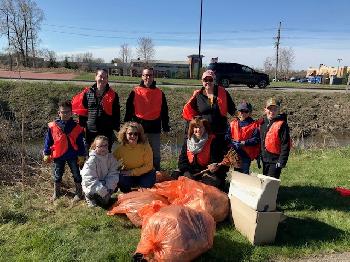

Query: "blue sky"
<box><xmin>6</xmin><ymin>0</ymin><xmax>350</xmax><ymax>70</ymax></box>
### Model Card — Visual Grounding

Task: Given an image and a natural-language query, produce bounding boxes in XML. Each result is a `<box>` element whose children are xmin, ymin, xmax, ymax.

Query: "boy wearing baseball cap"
<box><xmin>260</xmin><ymin>97</ymin><xmax>290</xmax><ymax>179</ymax></box>
<box><xmin>226</xmin><ymin>101</ymin><xmax>260</xmax><ymax>174</ymax></box>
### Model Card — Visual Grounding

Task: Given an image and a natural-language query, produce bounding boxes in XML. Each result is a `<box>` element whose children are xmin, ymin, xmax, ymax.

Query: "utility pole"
<box><xmin>197</xmin><ymin>0</ymin><xmax>203</xmax><ymax>80</ymax></box>
<box><xmin>274</xmin><ymin>22</ymin><xmax>281</xmax><ymax>81</ymax></box>
<box><xmin>6</xmin><ymin>13</ymin><xmax>12</xmax><ymax>71</ymax></box>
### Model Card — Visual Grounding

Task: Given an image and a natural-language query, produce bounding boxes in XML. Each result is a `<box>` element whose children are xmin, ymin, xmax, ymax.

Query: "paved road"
<box><xmin>1</xmin><ymin>77</ymin><xmax>349</xmax><ymax>93</ymax></box>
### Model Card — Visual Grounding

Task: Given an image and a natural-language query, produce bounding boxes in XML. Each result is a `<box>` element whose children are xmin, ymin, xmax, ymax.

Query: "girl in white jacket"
<box><xmin>81</xmin><ymin>136</ymin><xmax>120</xmax><ymax>207</ymax></box>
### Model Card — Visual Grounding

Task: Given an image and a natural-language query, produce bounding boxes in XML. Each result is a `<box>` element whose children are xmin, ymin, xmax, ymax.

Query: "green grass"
<box><xmin>269</xmin><ymin>81</ymin><xmax>349</xmax><ymax>89</ymax></box>
<box><xmin>74</xmin><ymin>72</ymin><xmax>200</xmax><ymax>86</ymax></box>
<box><xmin>1</xmin><ymin>147</ymin><xmax>350</xmax><ymax>261</ymax></box>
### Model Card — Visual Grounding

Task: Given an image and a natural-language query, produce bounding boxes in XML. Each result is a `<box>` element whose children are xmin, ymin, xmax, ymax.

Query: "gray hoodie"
<box><xmin>81</xmin><ymin>150</ymin><xmax>120</xmax><ymax>197</ymax></box>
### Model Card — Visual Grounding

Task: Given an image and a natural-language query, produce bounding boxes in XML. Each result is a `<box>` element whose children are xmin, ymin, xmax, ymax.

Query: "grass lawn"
<box><xmin>1</xmin><ymin>147</ymin><xmax>350</xmax><ymax>262</ymax></box>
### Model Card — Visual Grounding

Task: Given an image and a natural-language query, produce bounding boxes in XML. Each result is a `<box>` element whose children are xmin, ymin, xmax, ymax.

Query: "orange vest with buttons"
<box><xmin>133</xmin><ymin>86</ymin><xmax>163</xmax><ymax>120</ymax></box>
<box><xmin>48</xmin><ymin>121</ymin><xmax>84</xmax><ymax>159</ymax></box>
<box><xmin>182</xmin><ymin>86</ymin><xmax>228</xmax><ymax>121</ymax></box>
<box><xmin>187</xmin><ymin>135</ymin><xmax>215</xmax><ymax>167</ymax></box>
<box><xmin>72</xmin><ymin>87</ymin><xmax>116</xmax><ymax>116</ymax></box>
<box><xmin>230</xmin><ymin>119</ymin><xmax>260</xmax><ymax>160</ymax></box>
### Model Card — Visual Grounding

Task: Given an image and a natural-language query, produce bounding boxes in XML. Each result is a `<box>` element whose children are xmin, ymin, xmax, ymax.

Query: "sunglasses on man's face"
<box><xmin>202</xmin><ymin>78</ymin><xmax>213</xmax><ymax>83</ymax></box>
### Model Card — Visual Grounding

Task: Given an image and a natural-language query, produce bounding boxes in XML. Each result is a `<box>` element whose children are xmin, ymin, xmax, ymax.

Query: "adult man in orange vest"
<box><xmin>72</xmin><ymin>68</ymin><xmax>120</xmax><ymax>151</ymax></box>
<box><xmin>124</xmin><ymin>67</ymin><xmax>170</xmax><ymax>172</ymax></box>
<box><xmin>260</xmin><ymin>97</ymin><xmax>291</xmax><ymax>179</ymax></box>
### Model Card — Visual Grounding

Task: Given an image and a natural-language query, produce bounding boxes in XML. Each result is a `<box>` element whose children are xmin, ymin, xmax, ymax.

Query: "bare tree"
<box><xmin>0</xmin><ymin>0</ymin><xmax>44</xmax><ymax>67</ymax></box>
<box><xmin>40</xmin><ymin>48</ymin><xmax>58</xmax><ymax>68</ymax></box>
<box><xmin>119</xmin><ymin>43</ymin><xmax>131</xmax><ymax>75</ymax></box>
<box><xmin>263</xmin><ymin>47</ymin><xmax>295</xmax><ymax>80</ymax></box>
<box><xmin>136</xmin><ymin>37</ymin><xmax>155</xmax><ymax>64</ymax></box>
<box><xmin>279</xmin><ymin>47</ymin><xmax>295</xmax><ymax>79</ymax></box>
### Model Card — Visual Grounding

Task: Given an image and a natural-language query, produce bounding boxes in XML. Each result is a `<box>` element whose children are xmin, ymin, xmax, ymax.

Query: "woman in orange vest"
<box><xmin>177</xmin><ymin>117</ymin><xmax>227</xmax><ymax>190</ymax></box>
<box><xmin>226</xmin><ymin>102</ymin><xmax>260</xmax><ymax>174</ymax></box>
<box><xmin>182</xmin><ymin>70</ymin><xmax>236</xmax><ymax>161</ymax></box>
<box><xmin>260</xmin><ymin>98</ymin><xmax>291</xmax><ymax>179</ymax></box>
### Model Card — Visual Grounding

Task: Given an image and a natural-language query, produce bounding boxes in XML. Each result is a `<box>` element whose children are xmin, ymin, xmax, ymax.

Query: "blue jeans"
<box><xmin>234</xmin><ymin>157</ymin><xmax>251</xmax><ymax>174</ymax></box>
<box><xmin>118</xmin><ymin>169</ymin><xmax>156</xmax><ymax>193</ymax></box>
<box><xmin>53</xmin><ymin>158</ymin><xmax>82</xmax><ymax>183</ymax></box>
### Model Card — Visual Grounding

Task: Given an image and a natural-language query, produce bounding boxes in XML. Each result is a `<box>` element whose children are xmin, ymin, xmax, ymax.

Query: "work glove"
<box><xmin>77</xmin><ymin>156</ymin><xmax>85</xmax><ymax>167</ymax></box>
<box><xmin>43</xmin><ymin>155</ymin><xmax>52</xmax><ymax>163</ymax></box>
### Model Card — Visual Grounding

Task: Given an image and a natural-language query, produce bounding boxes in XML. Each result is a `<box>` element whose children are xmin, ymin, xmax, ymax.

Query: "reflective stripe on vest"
<box><xmin>72</xmin><ymin>87</ymin><xmax>116</xmax><ymax>116</ymax></box>
<box><xmin>133</xmin><ymin>86</ymin><xmax>162</xmax><ymax>120</ymax></box>
<box><xmin>48</xmin><ymin>122</ymin><xmax>83</xmax><ymax>158</ymax></box>
<box><xmin>182</xmin><ymin>86</ymin><xmax>228</xmax><ymax>121</ymax></box>
<box><xmin>230</xmin><ymin>119</ymin><xmax>260</xmax><ymax>160</ymax></box>
<box><xmin>265</xmin><ymin>120</ymin><xmax>284</xmax><ymax>154</ymax></box>
<box><xmin>187</xmin><ymin>135</ymin><xmax>215</xmax><ymax>167</ymax></box>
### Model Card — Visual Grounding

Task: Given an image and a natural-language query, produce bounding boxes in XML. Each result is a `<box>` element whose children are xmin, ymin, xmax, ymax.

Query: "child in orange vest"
<box><xmin>260</xmin><ymin>98</ymin><xmax>290</xmax><ymax>179</ymax></box>
<box><xmin>226</xmin><ymin>102</ymin><xmax>260</xmax><ymax>174</ymax></box>
<box><xmin>43</xmin><ymin>100</ymin><xmax>86</xmax><ymax>202</ymax></box>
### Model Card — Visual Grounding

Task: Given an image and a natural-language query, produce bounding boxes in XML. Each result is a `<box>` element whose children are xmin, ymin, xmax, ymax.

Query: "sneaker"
<box><xmin>85</xmin><ymin>196</ymin><xmax>97</xmax><ymax>207</ymax></box>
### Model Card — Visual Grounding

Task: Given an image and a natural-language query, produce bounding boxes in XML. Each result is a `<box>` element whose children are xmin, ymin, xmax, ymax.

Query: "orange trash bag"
<box><xmin>152</xmin><ymin>176</ymin><xmax>229</xmax><ymax>222</ymax></box>
<box><xmin>107</xmin><ymin>189</ymin><xmax>169</xmax><ymax>227</ymax></box>
<box><xmin>135</xmin><ymin>205</ymin><xmax>215</xmax><ymax>262</ymax></box>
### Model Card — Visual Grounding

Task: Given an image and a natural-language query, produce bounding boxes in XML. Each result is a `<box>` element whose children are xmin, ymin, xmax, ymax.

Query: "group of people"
<box><xmin>43</xmin><ymin>67</ymin><xmax>291</xmax><ymax>207</ymax></box>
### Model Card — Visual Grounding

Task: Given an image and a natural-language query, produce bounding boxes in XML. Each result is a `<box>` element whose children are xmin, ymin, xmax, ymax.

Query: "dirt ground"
<box><xmin>0</xmin><ymin>69</ymin><xmax>77</xmax><ymax>80</ymax></box>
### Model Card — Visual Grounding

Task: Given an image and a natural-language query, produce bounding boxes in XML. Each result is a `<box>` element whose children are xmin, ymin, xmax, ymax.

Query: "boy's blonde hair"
<box><xmin>117</xmin><ymin>122</ymin><xmax>147</xmax><ymax>145</ymax></box>
<box><xmin>90</xmin><ymin>135</ymin><xmax>109</xmax><ymax>150</ymax></box>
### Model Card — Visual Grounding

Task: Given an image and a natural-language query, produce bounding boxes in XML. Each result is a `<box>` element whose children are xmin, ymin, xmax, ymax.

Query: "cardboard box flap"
<box><xmin>228</xmin><ymin>171</ymin><xmax>280</xmax><ymax>211</ymax></box>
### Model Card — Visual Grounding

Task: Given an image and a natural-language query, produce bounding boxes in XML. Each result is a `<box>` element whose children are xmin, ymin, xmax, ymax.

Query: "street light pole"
<box><xmin>197</xmin><ymin>0</ymin><xmax>203</xmax><ymax>80</ymax></box>
<box><xmin>337</xmin><ymin>58</ymin><xmax>342</xmax><ymax>77</ymax></box>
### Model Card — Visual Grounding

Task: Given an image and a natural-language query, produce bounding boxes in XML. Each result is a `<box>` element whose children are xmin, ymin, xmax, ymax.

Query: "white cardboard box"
<box><xmin>230</xmin><ymin>195</ymin><xmax>282</xmax><ymax>245</ymax></box>
<box><xmin>228</xmin><ymin>171</ymin><xmax>280</xmax><ymax>211</ymax></box>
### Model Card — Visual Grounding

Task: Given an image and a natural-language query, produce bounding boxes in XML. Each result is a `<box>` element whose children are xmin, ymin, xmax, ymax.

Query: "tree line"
<box><xmin>0</xmin><ymin>0</ymin><xmax>296</xmax><ymax>78</ymax></box>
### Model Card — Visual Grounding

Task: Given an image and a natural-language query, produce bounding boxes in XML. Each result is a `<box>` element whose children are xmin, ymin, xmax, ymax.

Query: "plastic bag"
<box><xmin>107</xmin><ymin>189</ymin><xmax>169</xmax><ymax>227</ymax></box>
<box><xmin>335</xmin><ymin>187</ymin><xmax>350</xmax><ymax>197</ymax></box>
<box><xmin>152</xmin><ymin>176</ymin><xmax>229</xmax><ymax>222</ymax></box>
<box><xmin>135</xmin><ymin>205</ymin><xmax>215</xmax><ymax>262</ymax></box>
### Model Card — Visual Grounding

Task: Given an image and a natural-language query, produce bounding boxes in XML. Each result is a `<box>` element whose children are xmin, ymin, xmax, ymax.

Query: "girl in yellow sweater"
<box><xmin>113</xmin><ymin>122</ymin><xmax>155</xmax><ymax>192</ymax></box>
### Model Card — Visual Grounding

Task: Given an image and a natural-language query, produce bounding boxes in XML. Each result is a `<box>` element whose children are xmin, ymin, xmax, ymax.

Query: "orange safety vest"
<box><xmin>187</xmin><ymin>135</ymin><xmax>215</xmax><ymax>167</ymax></box>
<box><xmin>133</xmin><ymin>86</ymin><xmax>162</xmax><ymax>120</ymax></box>
<box><xmin>48</xmin><ymin>121</ymin><xmax>84</xmax><ymax>159</ymax></box>
<box><xmin>72</xmin><ymin>87</ymin><xmax>116</xmax><ymax>116</ymax></box>
<box><xmin>230</xmin><ymin>119</ymin><xmax>260</xmax><ymax>160</ymax></box>
<box><xmin>265</xmin><ymin>120</ymin><xmax>284</xmax><ymax>155</ymax></box>
<box><xmin>182</xmin><ymin>86</ymin><xmax>228</xmax><ymax>121</ymax></box>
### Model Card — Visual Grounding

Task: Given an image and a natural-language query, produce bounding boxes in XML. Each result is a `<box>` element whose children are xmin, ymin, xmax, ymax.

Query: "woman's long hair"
<box><xmin>117</xmin><ymin>122</ymin><xmax>147</xmax><ymax>145</ymax></box>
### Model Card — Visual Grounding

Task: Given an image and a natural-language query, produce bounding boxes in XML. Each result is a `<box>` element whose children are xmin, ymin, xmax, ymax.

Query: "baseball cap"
<box><xmin>202</xmin><ymin>70</ymin><xmax>216</xmax><ymax>80</ymax></box>
<box><xmin>266</xmin><ymin>97</ymin><xmax>280</xmax><ymax>107</ymax></box>
<box><xmin>237</xmin><ymin>102</ymin><xmax>252</xmax><ymax>112</ymax></box>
